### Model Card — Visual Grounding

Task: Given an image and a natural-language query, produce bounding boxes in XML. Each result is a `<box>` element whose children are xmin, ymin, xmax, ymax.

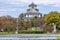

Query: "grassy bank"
<box><xmin>0</xmin><ymin>30</ymin><xmax>46</xmax><ymax>34</ymax></box>
<box><xmin>0</xmin><ymin>32</ymin><xmax>15</xmax><ymax>34</ymax></box>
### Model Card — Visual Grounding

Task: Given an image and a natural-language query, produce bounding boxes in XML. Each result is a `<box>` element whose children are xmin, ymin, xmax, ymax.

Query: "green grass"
<box><xmin>0</xmin><ymin>32</ymin><xmax>8</xmax><ymax>34</ymax></box>
<box><xmin>0</xmin><ymin>32</ymin><xmax>15</xmax><ymax>34</ymax></box>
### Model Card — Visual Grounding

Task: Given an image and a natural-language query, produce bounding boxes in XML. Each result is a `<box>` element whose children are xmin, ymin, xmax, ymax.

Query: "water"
<box><xmin>0</xmin><ymin>34</ymin><xmax>59</xmax><ymax>40</ymax></box>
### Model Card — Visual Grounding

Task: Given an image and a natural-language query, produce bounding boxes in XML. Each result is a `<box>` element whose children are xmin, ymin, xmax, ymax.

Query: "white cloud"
<box><xmin>0</xmin><ymin>11</ymin><xmax>8</xmax><ymax>16</ymax></box>
<box><xmin>0</xmin><ymin>0</ymin><xmax>60</xmax><ymax>7</ymax></box>
<box><xmin>0</xmin><ymin>0</ymin><xmax>60</xmax><ymax>17</ymax></box>
<box><xmin>0</xmin><ymin>8</ymin><xmax>18</xmax><ymax>16</ymax></box>
<box><xmin>0</xmin><ymin>8</ymin><xmax>17</xmax><ymax>12</ymax></box>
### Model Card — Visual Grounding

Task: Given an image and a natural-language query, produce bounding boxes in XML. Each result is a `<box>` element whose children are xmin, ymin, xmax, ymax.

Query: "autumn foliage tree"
<box><xmin>0</xmin><ymin>15</ymin><xmax>15</xmax><ymax>32</ymax></box>
<box><xmin>44</xmin><ymin>11</ymin><xmax>60</xmax><ymax>25</ymax></box>
<box><xmin>44</xmin><ymin>11</ymin><xmax>60</xmax><ymax>31</ymax></box>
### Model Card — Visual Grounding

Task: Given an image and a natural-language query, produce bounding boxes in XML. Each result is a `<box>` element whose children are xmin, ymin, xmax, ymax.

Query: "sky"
<box><xmin>0</xmin><ymin>0</ymin><xmax>60</xmax><ymax>18</ymax></box>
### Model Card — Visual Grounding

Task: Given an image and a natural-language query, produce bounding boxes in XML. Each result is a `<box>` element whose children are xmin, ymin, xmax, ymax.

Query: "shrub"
<box><xmin>18</xmin><ymin>30</ymin><xmax>46</xmax><ymax>34</ymax></box>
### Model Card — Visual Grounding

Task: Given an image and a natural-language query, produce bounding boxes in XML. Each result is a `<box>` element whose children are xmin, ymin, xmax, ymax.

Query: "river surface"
<box><xmin>0</xmin><ymin>34</ymin><xmax>59</xmax><ymax>40</ymax></box>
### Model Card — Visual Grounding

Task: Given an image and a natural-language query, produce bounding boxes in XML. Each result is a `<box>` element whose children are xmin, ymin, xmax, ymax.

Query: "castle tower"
<box><xmin>27</xmin><ymin>2</ymin><xmax>39</xmax><ymax>13</ymax></box>
<box><xmin>23</xmin><ymin>2</ymin><xmax>42</xmax><ymax>21</ymax></box>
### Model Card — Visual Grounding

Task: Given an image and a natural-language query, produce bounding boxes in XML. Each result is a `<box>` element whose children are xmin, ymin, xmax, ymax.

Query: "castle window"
<box><xmin>26</xmin><ymin>15</ymin><xmax>28</xmax><ymax>17</ymax></box>
<box><xmin>39</xmin><ymin>15</ymin><xmax>40</xmax><ymax>17</ymax></box>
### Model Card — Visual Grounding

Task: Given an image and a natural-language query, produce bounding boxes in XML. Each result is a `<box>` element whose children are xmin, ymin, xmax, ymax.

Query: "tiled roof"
<box><xmin>25</xmin><ymin>12</ymin><xmax>41</xmax><ymax>15</ymax></box>
<box><xmin>29</xmin><ymin>2</ymin><xmax>37</xmax><ymax>7</ymax></box>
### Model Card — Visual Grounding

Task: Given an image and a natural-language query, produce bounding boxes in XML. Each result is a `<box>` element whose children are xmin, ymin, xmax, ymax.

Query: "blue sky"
<box><xmin>0</xmin><ymin>0</ymin><xmax>60</xmax><ymax>18</ymax></box>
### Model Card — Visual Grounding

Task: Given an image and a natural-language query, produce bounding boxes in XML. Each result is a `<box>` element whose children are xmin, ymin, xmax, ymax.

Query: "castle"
<box><xmin>23</xmin><ymin>3</ymin><xmax>42</xmax><ymax>21</ymax></box>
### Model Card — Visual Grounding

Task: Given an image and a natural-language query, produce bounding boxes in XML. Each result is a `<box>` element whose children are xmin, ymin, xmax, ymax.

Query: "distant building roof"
<box><xmin>25</xmin><ymin>12</ymin><xmax>41</xmax><ymax>15</ymax></box>
<box><xmin>29</xmin><ymin>2</ymin><xmax>37</xmax><ymax>7</ymax></box>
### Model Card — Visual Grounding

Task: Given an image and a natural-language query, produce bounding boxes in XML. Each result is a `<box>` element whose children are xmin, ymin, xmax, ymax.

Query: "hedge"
<box><xmin>18</xmin><ymin>30</ymin><xmax>46</xmax><ymax>34</ymax></box>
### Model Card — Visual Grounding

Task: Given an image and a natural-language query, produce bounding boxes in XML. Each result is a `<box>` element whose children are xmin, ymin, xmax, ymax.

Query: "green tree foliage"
<box><xmin>32</xmin><ymin>16</ymin><xmax>38</xmax><ymax>20</ymax></box>
<box><xmin>19</xmin><ymin>13</ymin><xmax>24</xmax><ymax>19</ymax></box>
<box><xmin>44</xmin><ymin>11</ymin><xmax>60</xmax><ymax>32</ymax></box>
<box><xmin>30</xmin><ymin>21</ymin><xmax>34</xmax><ymax>27</ymax></box>
<box><xmin>24</xmin><ymin>21</ymin><xmax>31</xmax><ymax>30</ymax></box>
<box><xmin>19</xmin><ymin>21</ymin><xmax>24</xmax><ymax>30</ymax></box>
<box><xmin>1</xmin><ymin>11</ymin><xmax>60</xmax><ymax>33</ymax></box>
<box><xmin>44</xmin><ymin>11</ymin><xmax>60</xmax><ymax>26</ymax></box>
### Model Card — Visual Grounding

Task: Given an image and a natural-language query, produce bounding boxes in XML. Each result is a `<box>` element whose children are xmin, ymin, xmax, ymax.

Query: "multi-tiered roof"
<box><xmin>26</xmin><ymin>2</ymin><xmax>39</xmax><ymax>14</ymax></box>
<box><xmin>23</xmin><ymin>2</ymin><xmax>42</xmax><ymax>21</ymax></box>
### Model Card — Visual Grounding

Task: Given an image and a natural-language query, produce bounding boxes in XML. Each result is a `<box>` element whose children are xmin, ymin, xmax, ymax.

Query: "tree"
<box><xmin>19</xmin><ymin>13</ymin><xmax>24</xmax><ymax>19</ymax></box>
<box><xmin>3</xmin><ymin>22</ymin><xmax>12</xmax><ymax>32</ymax></box>
<box><xmin>44</xmin><ymin>11</ymin><xmax>60</xmax><ymax>26</ymax></box>
<box><xmin>0</xmin><ymin>16</ymin><xmax>15</xmax><ymax>32</ymax></box>
<box><xmin>32</xmin><ymin>16</ymin><xmax>38</xmax><ymax>20</ymax></box>
<box><xmin>34</xmin><ymin>18</ymin><xmax>45</xmax><ymax>27</ymax></box>
<box><xmin>44</xmin><ymin>25</ymin><xmax>53</xmax><ymax>33</ymax></box>
<box><xmin>30</xmin><ymin>21</ymin><xmax>34</xmax><ymax>27</ymax></box>
<box><xmin>24</xmin><ymin>21</ymin><xmax>31</xmax><ymax>30</ymax></box>
<box><xmin>19</xmin><ymin>21</ymin><xmax>24</xmax><ymax>30</ymax></box>
<box><xmin>44</xmin><ymin>11</ymin><xmax>60</xmax><ymax>31</ymax></box>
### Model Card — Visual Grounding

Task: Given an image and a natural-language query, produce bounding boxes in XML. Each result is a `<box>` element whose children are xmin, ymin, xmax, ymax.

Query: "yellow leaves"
<box><xmin>44</xmin><ymin>11</ymin><xmax>60</xmax><ymax>25</ymax></box>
